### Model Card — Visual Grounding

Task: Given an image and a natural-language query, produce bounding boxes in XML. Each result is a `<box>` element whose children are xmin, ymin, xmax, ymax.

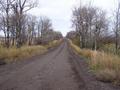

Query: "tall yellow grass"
<box><xmin>0</xmin><ymin>39</ymin><xmax>62</xmax><ymax>63</ymax></box>
<box><xmin>69</xmin><ymin>40</ymin><xmax>120</xmax><ymax>84</ymax></box>
<box><xmin>0</xmin><ymin>45</ymin><xmax>47</xmax><ymax>63</ymax></box>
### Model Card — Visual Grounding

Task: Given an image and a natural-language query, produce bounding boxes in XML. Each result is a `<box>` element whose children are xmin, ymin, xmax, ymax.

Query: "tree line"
<box><xmin>0</xmin><ymin>0</ymin><xmax>62</xmax><ymax>48</ymax></box>
<box><xmin>67</xmin><ymin>1</ymin><xmax>120</xmax><ymax>53</ymax></box>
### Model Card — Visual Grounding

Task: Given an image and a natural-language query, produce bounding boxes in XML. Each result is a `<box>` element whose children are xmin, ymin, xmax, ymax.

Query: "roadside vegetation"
<box><xmin>0</xmin><ymin>0</ymin><xmax>63</xmax><ymax>64</ymax></box>
<box><xmin>0</xmin><ymin>39</ymin><xmax>62</xmax><ymax>63</ymax></box>
<box><xmin>67</xmin><ymin>0</ymin><xmax>120</xmax><ymax>85</ymax></box>
<box><xmin>0</xmin><ymin>45</ymin><xmax>47</xmax><ymax>63</ymax></box>
<box><xmin>100</xmin><ymin>44</ymin><xmax>120</xmax><ymax>56</ymax></box>
<box><xmin>69</xmin><ymin>40</ymin><xmax>120</xmax><ymax>85</ymax></box>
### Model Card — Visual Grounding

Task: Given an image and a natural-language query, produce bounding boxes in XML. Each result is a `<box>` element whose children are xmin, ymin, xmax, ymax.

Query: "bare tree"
<box><xmin>11</xmin><ymin>0</ymin><xmax>37</xmax><ymax>47</ymax></box>
<box><xmin>40</xmin><ymin>17</ymin><xmax>52</xmax><ymax>38</ymax></box>
<box><xmin>0</xmin><ymin>15</ymin><xmax>7</xmax><ymax>45</ymax></box>
<box><xmin>113</xmin><ymin>1</ymin><xmax>120</xmax><ymax>53</ymax></box>
<box><xmin>72</xmin><ymin>7</ymin><xmax>87</xmax><ymax>48</ymax></box>
<box><xmin>93</xmin><ymin>9</ymin><xmax>108</xmax><ymax>50</ymax></box>
<box><xmin>0</xmin><ymin>0</ymin><xmax>15</xmax><ymax>47</ymax></box>
<box><xmin>35</xmin><ymin>16</ymin><xmax>63</xmax><ymax>44</ymax></box>
<box><xmin>27</xmin><ymin>15</ymin><xmax>37</xmax><ymax>45</ymax></box>
<box><xmin>72</xmin><ymin>5</ymin><xmax>108</xmax><ymax>50</ymax></box>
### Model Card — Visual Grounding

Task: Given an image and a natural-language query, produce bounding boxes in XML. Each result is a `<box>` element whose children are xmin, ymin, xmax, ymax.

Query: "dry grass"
<box><xmin>95</xmin><ymin>69</ymin><xmax>116</xmax><ymax>82</ymax></box>
<box><xmin>0</xmin><ymin>39</ymin><xmax>62</xmax><ymax>63</ymax></box>
<box><xmin>69</xmin><ymin>40</ymin><xmax>93</xmax><ymax>59</ymax></box>
<box><xmin>69</xmin><ymin>40</ymin><xmax>120</xmax><ymax>84</ymax></box>
<box><xmin>0</xmin><ymin>45</ymin><xmax>47</xmax><ymax>63</ymax></box>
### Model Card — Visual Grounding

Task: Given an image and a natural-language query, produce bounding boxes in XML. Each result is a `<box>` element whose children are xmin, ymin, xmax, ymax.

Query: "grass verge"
<box><xmin>69</xmin><ymin>40</ymin><xmax>120</xmax><ymax>85</ymax></box>
<box><xmin>0</xmin><ymin>45</ymin><xmax>47</xmax><ymax>63</ymax></box>
<box><xmin>0</xmin><ymin>39</ymin><xmax>62</xmax><ymax>64</ymax></box>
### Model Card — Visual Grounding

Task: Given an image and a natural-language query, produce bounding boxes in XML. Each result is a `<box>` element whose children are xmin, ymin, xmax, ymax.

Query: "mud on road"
<box><xmin>0</xmin><ymin>41</ymin><xmax>119</xmax><ymax>90</ymax></box>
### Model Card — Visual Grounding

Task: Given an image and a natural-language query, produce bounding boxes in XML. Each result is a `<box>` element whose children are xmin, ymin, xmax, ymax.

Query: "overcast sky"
<box><xmin>29</xmin><ymin>0</ymin><xmax>117</xmax><ymax>36</ymax></box>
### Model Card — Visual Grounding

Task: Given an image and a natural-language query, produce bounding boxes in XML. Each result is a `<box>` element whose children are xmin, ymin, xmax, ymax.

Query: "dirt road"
<box><xmin>0</xmin><ymin>41</ymin><xmax>119</xmax><ymax>90</ymax></box>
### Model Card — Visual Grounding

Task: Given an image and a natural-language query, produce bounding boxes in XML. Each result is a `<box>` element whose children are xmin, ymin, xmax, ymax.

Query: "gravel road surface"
<box><xmin>0</xmin><ymin>41</ymin><xmax>119</xmax><ymax>90</ymax></box>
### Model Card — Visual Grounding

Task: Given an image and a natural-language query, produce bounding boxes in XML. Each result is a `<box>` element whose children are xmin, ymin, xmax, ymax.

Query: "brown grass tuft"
<box><xmin>95</xmin><ymin>69</ymin><xmax>116</xmax><ymax>82</ymax></box>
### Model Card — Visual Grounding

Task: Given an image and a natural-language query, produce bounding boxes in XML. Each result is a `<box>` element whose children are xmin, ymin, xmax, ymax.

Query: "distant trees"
<box><xmin>36</xmin><ymin>17</ymin><xmax>62</xmax><ymax>44</ymax></box>
<box><xmin>39</xmin><ymin>17</ymin><xmax>53</xmax><ymax>39</ymax></box>
<box><xmin>71</xmin><ymin>5</ymin><xmax>108</xmax><ymax>50</ymax></box>
<box><xmin>0</xmin><ymin>0</ymin><xmax>14</xmax><ymax>47</ymax></box>
<box><xmin>66</xmin><ymin>31</ymin><xmax>77</xmax><ymax>39</ymax></box>
<box><xmin>27</xmin><ymin>15</ymin><xmax>37</xmax><ymax>45</ymax></box>
<box><xmin>69</xmin><ymin>0</ymin><xmax>120</xmax><ymax>54</ymax></box>
<box><xmin>0</xmin><ymin>0</ymin><xmax>62</xmax><ymax>48</ymax></box>
<box><xmin>0</xmin><ymin>0</ymin><xmax>37</xmax><ymax>47</ymax></box>
<box><xmin>11</xmin><ymin>0</ymin><xmax>37</xmax><ymax>47</ymax></box>
<box><xmin>53</xmin><ymin>31</ymin><xmax>63</xmax><ymax>40</ymax></box>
